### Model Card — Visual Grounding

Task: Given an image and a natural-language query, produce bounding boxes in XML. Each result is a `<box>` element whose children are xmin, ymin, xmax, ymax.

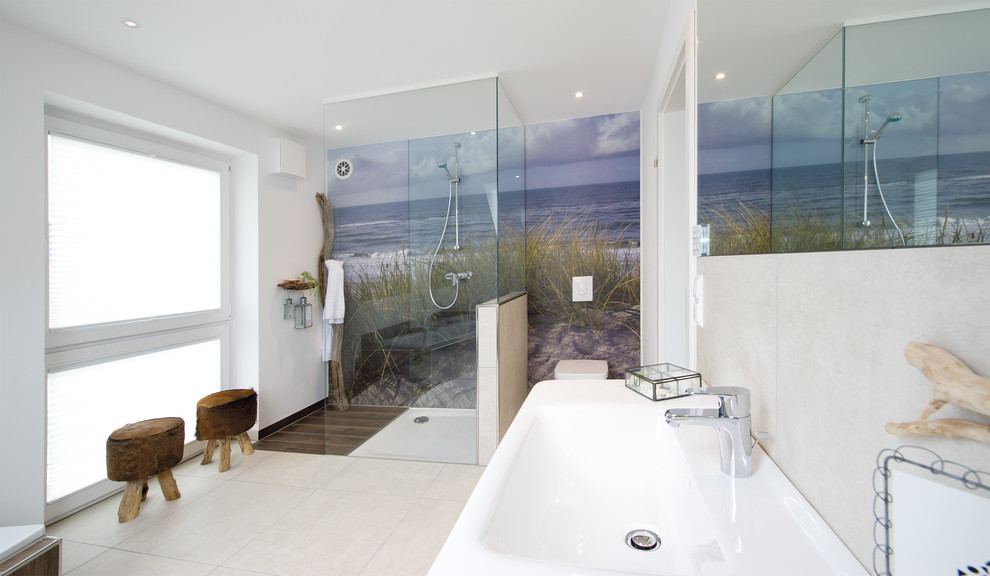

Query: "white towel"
<box><xmin>323</xmin><ymin>260</ymin><xmax>345</xmax><ymax>323</ymax></box>
<box><xmin>322</xmin><ymin>319</ymin><xmax>334</xmax><ymax>362</ymax></box>
<box><xmin>322</xmin><ymin>260</ymin><xmax>345</xmax><ymax>362</ymax></box>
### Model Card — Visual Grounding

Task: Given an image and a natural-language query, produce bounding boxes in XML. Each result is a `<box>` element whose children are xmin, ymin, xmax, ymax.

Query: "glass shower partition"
<box><xmin>323</xmin><ymin>78</ymin><xmax>523</xmax><ymax>464</ymax></box>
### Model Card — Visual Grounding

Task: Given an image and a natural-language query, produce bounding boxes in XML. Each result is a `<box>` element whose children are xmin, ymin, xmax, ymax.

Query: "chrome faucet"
<box><xmin>665</xmin><ymin>386</ymin><xmax>754</xmax><ymax>478</ymax></box>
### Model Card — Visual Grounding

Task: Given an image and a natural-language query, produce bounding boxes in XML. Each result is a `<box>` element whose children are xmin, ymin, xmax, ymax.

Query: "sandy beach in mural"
<box><xmin>528</xmin><ymin>307</ymin><xmax>641</xmax><ymax>385</ymax></box>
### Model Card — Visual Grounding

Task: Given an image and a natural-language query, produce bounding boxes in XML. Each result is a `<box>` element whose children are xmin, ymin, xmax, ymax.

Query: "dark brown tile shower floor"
<box><xmin>254</xmin><ymin>405</ymin><xmax>407</xmax><ymax>456</ymax></box>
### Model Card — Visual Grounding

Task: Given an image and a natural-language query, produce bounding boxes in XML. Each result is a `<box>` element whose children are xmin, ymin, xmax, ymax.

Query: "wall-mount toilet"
<box><xmin>554</xmin><ymin>359</ymin><xmax>609</xmax><ymax>380</ymax></box>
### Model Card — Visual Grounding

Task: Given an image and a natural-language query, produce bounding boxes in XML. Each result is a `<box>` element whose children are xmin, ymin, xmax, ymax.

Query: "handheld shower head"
<box><xmin>438</xmin><ymin>160</ymin><xmax>455</xmax><ymax>182</ymax></box>
<box><xmin>874</xmin><ymin>112</ymin><xmax>902</xmax><ymax>140</ymax></box>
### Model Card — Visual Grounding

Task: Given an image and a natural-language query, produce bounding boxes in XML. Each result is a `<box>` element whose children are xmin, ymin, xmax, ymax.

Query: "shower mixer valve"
<box><xmin>444</xmin><ymin>271</ymin><xmax>473</xmax><ymax>286</ymax></box>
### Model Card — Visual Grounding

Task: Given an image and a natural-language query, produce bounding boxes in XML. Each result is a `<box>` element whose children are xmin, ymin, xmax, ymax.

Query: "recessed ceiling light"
<box><xmin>120</xmin><ymin>18</ymin><xmax>140</xmax><ymax>29</ymax></box>
<box><xmin>575</xmin><ymin>91</ymin><xmax>584</xmax><ymax>98</ymax></box>
<box><xmin>714</xmin><ymin>72</ymin><xmax>726</xmax><ymax>80</ymax></box>
<box><xmin>335</xmin><ymin>124</ymin><xmax>343</xmax><ymax>131</ymax></box>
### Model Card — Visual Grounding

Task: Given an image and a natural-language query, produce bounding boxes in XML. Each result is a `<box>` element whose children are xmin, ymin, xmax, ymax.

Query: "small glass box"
<box><xmin>625</xmin><ymin>363</ymin><xmax>701</xmax><ymax>401</ymax></box>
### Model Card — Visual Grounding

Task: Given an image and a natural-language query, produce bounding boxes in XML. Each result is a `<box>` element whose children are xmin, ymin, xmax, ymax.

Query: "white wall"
<box><xmin>0</xmin><ymin>19</ymin><xmax>326</xmax><ymax>526</ymax></box>
<box><xmin>698</xmin><ymin>246</ymin><xmax>990</xmax><ymax>567</ymax></box>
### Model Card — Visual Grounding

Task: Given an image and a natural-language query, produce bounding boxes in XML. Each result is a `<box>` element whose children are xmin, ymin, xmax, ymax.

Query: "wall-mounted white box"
<box><xmin>269</xmin><ymin>137</ymin><xmax>307</xmax><ymax>179</ymax></box>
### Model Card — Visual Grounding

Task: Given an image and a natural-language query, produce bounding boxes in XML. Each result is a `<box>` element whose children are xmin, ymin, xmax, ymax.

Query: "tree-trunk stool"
<box><xmin>106</xmin><ymin>417</ymin><xmax>184</xmax><ymax>523</ymax></box>
<box><xmin>195</xmin><ymin>389</ymin><xmax>257</xmax><ymax>472</ymax></box>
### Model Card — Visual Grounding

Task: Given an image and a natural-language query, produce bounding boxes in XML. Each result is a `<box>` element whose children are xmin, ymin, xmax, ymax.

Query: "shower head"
<box><xmin>453</xmin><ymin>141</ymin><xmax>461</xmax><ymax>149</ymax></box>
<box><xmin>858</xmin><ymin>93</ymin><xmax>873</xmax><ymax>103</ymax></box>
<box><xmin>874</xmin><ymin>112</ymin><xmax>903</xmax><ymax>140</ymax></box>
<box><xmin>438</xmin><ymin>160</ymin><xmax>455</xmax><ymax>182</ymax></box>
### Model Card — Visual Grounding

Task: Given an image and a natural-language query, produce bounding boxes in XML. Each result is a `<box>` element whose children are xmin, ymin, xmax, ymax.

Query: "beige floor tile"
<box><xmin>232</xmin><ymin>452</ymin><xmax>355</xmax><ymax>488</ymax></box>
<box><xmin>64</xmin><ymin>548</ymin><xmax>214</xmax><ymax>576</ymax></box>
<box><xmin>116</xmin><ymin>480</ymin><xmax>313</xmax><ymax>565</ymax></box>
<box><xmin>60</xmin><ymin>540</ymin><xmax>108</xmax><ymax>573</ymax></box>
<box><xmin>358</xmin><ymin>498</ymin><xmax>464</xmax><ymax>576</ymax></box>
<box><xmin>420</xmin><ymin>464</ymin><xmax>484</xmax><ymax>502</ymax></box>
<box><xmin>48</xmin><ymin>475</ymin><xmax>225</xmax><ymax>547</ymax></box>
<box><xmin>172</xmin><ymin>448</ymin><xmax>273</xmax><ymax>480</ymax></box>
<box><xmin>222</xmin><ymin>489</ymin><xmax>417</xmax><ymax>576</ymax></box>
<box><xmin>208</xmin><ymin>567</ymin><xmax>279</xmax><ymax>576</ymax></box>
<box><xmin>321</xmin><ymin>458</ymin><xmax>445</xmax><ymax>498</ymax></box>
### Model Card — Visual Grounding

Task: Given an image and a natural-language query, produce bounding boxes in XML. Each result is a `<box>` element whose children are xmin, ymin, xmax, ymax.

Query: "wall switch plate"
<box><xmin>572</xmin><ymin>276</ymin><xmax>593</xmax><ymax>302</ymax></box>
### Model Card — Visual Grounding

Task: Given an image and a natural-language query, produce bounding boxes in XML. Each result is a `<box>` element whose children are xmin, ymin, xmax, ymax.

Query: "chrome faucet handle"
<box><xmin>685</xmin><ymin>386</ymin><xmax>750</xmax><ymax>418</ymax></box>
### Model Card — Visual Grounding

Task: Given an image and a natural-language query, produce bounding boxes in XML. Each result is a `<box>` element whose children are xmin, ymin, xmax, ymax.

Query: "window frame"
<box><xmin>44</xmin><ymin>325</ymin><xmax>229</xmax><ymax>521</ymax></box>
<box><xmin>43</xmin><ymin>114</ymin><xmax>233</xmax><ymax>522</ymax></box>
<box><xmin>44</xmin><ymin>116</ymin><xmax>232</xmax><ymax>350</ymax></box>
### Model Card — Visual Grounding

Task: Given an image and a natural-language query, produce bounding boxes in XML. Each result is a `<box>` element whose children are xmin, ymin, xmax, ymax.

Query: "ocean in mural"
<box><xmin>700</xmin><ymin>152</ymin><xmax>990</xmax><ymax>220</ymax></box>
<box><xmin>526</xmin><ymin>180</ymin><xmax>640</xmax><ymax>247</ymax></box>
<box><xmin>331</xmin><ymin>179</ymin><xmax>641</xmax><ymax>281</ymax></box>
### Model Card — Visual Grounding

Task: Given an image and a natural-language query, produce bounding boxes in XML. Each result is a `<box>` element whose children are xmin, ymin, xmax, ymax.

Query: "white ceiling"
<box><xmin>0</xmin><ymin>0</ymin><xmax>668</xmax><ymax>142</ymax></box>
<box><xmin>2</xmin><ymin>0</ymin><xmax>988</xmax><ymax>142</ymax></box>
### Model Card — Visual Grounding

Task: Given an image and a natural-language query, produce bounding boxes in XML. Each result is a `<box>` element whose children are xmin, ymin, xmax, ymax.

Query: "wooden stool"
<box><xmin>196</xmin><ymin>389</ymin><xmax>257</xmax><ymax>472</ymax></box>
<box><xmin>106</xmin><ymin>417</ymin><xmax>184</xmax><ymax>523</ymax></box>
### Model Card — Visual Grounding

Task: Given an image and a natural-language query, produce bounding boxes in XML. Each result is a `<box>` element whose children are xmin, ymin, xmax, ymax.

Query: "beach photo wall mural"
<box><xmin>326</xmin><ymin>111</ymin><xmax>641</xmax><ymax>406</ymax></box>
<box><xmin>524</xmin><ymin>112</ymin><xmax>641</xmax><ymax>386</ymax></box>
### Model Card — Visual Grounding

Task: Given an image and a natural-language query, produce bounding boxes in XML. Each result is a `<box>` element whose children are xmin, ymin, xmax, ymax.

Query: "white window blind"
<box><xmin>47</xmin><ymin>133</ymin><xmax>223</xmax><ymax>330</ymax></box>
<box><xmin>46</xmin><ymin>339</ymin><xmax>221</xmax><ymax>504</ymax></box>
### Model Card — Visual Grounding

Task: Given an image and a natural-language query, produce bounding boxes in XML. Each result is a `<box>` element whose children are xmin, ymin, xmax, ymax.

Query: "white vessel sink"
<box><xmin>429</xmin><ymin>379</ymin><xmax>867</xmax><ymax>576</ymax></box>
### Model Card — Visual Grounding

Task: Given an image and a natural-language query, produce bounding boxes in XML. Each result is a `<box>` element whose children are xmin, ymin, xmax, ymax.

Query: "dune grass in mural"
<box><xmin>524</xmin><ymin>211</ymin><xmax>641</xmax><ymax>386</ymax></box>
<box><xmin>526</xmin><ymin>214</ymin><xmax>639</xmax><ymax>326</ymax></box>
<box><xmin>340</xmin><ymin>225</ymin><xmax>525</xmax><ymax>407</ymax></box>
<box><xmin>701</xmin><ymin>200</ymin><xmax>990</xmax><ymax>255</ymax></box>
<box><xmin>340</xmin><ymin>209</ymin><xmax>643</xmax><ymax>396</ymax></box>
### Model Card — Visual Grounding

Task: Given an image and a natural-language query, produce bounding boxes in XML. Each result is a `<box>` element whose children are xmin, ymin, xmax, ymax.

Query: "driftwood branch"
<box><xmin>903</xmin><ymin>341</ymin><xmax>990</xmax><ymax>420</ymax></box>
<box><xmin>886</xmin><ymin>341</ymin><xmax>990</xmax><ymax>446</ymax></box>
<box><xmin>316</xmin><ymin>193</ymin><xmax>349</xmax><ymax>411</ymax></box>
<box><xmin>885</xmin><ymin>419</ymin><xmax>990</xmax><ymax>445</ymax></box>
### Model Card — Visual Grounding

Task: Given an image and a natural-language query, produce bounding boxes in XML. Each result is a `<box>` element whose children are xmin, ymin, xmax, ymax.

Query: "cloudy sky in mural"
<box><xmin>327</xmin><ymin>141</ymin><xmax>408</xmax><ymax>207</ymax></box>
<box><xmin>328</xmin><ymin>112</ymin><xmax>640</xmax><ymax>207</ymax></box>
<box><xmin>700</xmin><ymin>71</ymin><xmax>989</xmax><ymax>174</ymax></box>
<box><xmin>525</xmin><ymin>112</ymin><xmax>640</xmax><ymax>189</ymax></box>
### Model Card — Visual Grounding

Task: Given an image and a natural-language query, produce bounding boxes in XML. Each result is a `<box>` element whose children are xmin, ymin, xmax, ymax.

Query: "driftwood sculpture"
<box><xmin>317</xmin><ymin>193</ymin><xmax>349</xmax><ymax>411</ymax></box>
<box><xmin>885</xmin><ymin>341</ymin><xmax>990</xmax><ymax>445</ymax></box>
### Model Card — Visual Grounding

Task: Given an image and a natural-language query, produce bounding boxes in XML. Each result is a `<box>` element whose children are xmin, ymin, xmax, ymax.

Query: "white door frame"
<box><xmin>656</xmin><ymin>10</ymin><xmax>698</xmax><ymax>369</ymax></box>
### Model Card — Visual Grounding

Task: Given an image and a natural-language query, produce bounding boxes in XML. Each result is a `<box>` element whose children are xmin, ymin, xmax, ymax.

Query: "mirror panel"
<box><xmin>700</xmin><ymin>8</ymin><xmax>990</xmax><ymax>255</ymax></box>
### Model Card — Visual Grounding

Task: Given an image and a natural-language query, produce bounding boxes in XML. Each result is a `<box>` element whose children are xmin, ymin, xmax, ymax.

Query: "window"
<box><xmin>44</xmin><ymin>116</ymin><xmax>230</xmax><ymax>521</ymax></box>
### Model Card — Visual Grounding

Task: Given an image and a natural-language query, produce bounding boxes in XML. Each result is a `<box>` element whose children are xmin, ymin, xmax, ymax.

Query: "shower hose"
<box><xmin>872</xmin><ymin>140</ymin><xmax>906</xmax><ymax>246</ymax></box>
<box><xmin>429</xmin><ymin>179</ymin><xmax>459</xmax><ymax>310</ymax></box>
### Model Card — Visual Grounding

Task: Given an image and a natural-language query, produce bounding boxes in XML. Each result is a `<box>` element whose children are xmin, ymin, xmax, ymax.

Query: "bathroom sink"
<box><xmin>429</xmin><ymin>380</ymin><xmax>867</xmax><ymax>576</ymax></box>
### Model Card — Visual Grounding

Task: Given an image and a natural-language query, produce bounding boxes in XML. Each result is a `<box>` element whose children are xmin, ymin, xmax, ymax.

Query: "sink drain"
<box><xmin>413</xmin><ymin>416</ymin><xmax>430</xmax><ymax>424</ymax></box>
<box><xmin>625</xmin><ymin>529</ymin><xmax>661</xmax><ymax>551</ymax></box>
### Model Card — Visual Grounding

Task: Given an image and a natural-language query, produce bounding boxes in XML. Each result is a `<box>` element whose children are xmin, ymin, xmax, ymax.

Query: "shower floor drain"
<box><xmin>625</xmin><ymin>529</ymin><xmax>660</xmax><ymax>551</ymax></box>
<box><xmin>413</xmin><ymin>416</ymin><xmax>430</xmax><ymax>424</ymax></box>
